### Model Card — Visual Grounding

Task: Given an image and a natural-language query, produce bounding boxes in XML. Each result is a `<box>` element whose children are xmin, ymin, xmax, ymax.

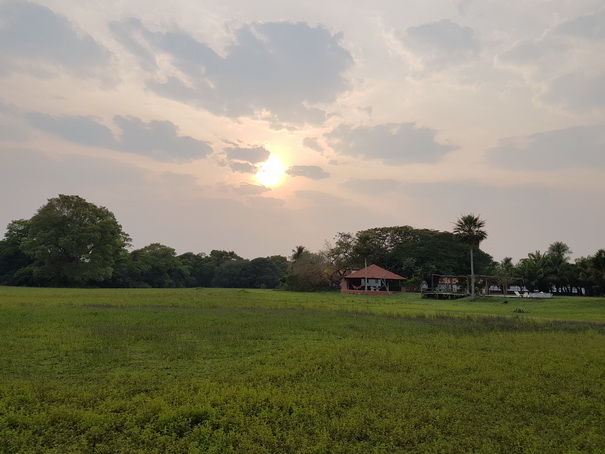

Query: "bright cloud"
<box><xmin>111</xmin><ymin>19</ymin><xmax>353</xmax><ymax>126</ymax></box>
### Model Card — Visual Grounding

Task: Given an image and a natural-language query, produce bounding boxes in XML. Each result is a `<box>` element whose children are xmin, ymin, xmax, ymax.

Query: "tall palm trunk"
<box><xmin>470</xmin><ymin>246</ymin><xmax>475</xmax><ymax>298</ymax></box>
<box><xmin>453</xmin><ymin>214</ymin><xmax>487</xmax><ymax>300</ymax></box>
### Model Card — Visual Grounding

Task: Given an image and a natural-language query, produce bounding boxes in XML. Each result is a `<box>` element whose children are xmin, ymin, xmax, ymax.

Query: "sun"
<box><xmin>256</xmin><ymin>155</ymin><xmax>286</xmax><ymax>187</ymax></box>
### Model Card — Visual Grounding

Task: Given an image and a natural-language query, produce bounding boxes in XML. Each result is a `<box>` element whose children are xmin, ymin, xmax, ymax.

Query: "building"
<box><xmin>340</xmin><ymin>264</ymin><xmax>406</xmax><ymax>295</ymax></box>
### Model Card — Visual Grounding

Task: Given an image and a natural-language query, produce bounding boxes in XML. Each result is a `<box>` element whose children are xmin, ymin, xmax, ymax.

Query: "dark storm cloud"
<box><xmin>326</xmin><ymin>123</ymin><xmax>456</xmax><ymax>165</ymax></box>
<box><xmin>111</xmin><ymin>19</ymin><xmax>353</xmax><ymax>125</ymax></box>
<box><xmin>487</xmin><ymin>125</ymin><xmax>605</xmax><ymax>170</ymax></box>
<box><xmin>286</xmin><ymin>165</ymin><xmax>330</xmax><ymax>180</ymax></box>
<box><xmin>0</xmin><ymin>1</ymin><xmax>110</xmax><ymax>77</ymax></box>
<box><xmin>26</xmin><ymin>113</ymin><xmax>212</xmax><ymax>162</ymax></box>
<box><xmin>399</xmin><ymin>19</ymin><xmax>480</xmax><ymax>68</ymax></box>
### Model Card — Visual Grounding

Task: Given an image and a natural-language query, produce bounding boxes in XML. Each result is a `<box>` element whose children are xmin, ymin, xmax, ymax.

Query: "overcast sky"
<box><xmin>1</xmin><ymin>0</ymin><xmax>604</xmax><ymax>262</ymax></box>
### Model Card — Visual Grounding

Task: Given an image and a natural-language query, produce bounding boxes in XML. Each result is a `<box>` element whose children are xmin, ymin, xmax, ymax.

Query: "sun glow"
<box><xmin>256</xmin><ymin>155</ymin><xmax>286</xmax><ymax>187</ymax></box>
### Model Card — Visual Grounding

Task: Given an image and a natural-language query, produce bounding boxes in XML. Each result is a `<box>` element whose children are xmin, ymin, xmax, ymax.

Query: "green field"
<box><xmin>1</xmin><ymin>288</ymin><xmax>604</xmax><ymax>453</ymax></box>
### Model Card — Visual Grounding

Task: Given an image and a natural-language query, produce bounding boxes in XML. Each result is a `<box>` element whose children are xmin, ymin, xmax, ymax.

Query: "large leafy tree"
<box><xmin>0</xmin><ymin>219</ymin><xmax>35</xmax><ymax>285</ymax></box>
<box><xmin>453</xmin><ymin>214</ymin><xmax>487</xmax><ymax>298</ymax></box>
<box><xmin>326</xmin><ymin>226</ymin><xmax>492</xmax><ymax>285</ymax></box>
<box><xmin>178</xmin><ymin>252</ymin><xmax>216</xmax><ymax>287</ymax></box>
<box><xmin>119</xmin><ymin>243</ymin><xmax>187</xmax><ymax>288</ymax></box>
<box><xmin>212</xmin><ymin>257</ymin><xmax>286</xmax><ymax>289</ymax></box>
<box><xmin>20</xmin><ymin>195</ymin><xmax>130</xmax><ymax>286</ymax></box>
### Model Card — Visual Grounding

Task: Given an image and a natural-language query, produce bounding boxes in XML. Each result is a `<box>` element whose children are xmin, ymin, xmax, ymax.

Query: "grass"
<box><xmin>0</xmin><ymin>287</ymin><xmax>604</xmax><ymax>453</ymax></box>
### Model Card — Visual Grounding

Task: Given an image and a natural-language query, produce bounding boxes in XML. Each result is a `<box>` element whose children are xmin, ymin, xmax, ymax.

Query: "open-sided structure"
<box><xmin>422</xmin><ymin>274</ymin><xmax>525</xmax><ymax>299</ymax></box>
<box><xmin>340</xmin><ymin>264</ymin><xmax>406</xmax><ymax>295</ymax></box>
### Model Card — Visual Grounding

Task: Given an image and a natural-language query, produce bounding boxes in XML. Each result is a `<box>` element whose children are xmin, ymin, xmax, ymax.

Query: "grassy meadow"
<box><xmin>0</xmin><ymin>287</ymin><xmax>604</xmax><ymax>453</ymax></box>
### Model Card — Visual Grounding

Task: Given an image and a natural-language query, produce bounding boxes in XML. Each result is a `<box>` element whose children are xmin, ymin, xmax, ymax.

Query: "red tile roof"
<box><xmin>344</xmin><ymin>264</ymin><xmax>405</xmax><ymax>280</ymax></box>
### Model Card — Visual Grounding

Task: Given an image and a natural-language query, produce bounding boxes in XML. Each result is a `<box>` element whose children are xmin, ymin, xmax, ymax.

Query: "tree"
<box><xmin>494</xmin><ymin>257</ymin><xmax>515</xmax><ymax>295</ymax></box>
<box><xmin>290</xmin><ymin>245</ymin><xmax>307</xmax><ymax>263</ymax></box>
<box><xmin>283</xmin><ymin>249</ymin><xmax>332</xmax><ymax>292</ymax></box>
<box><xmin>589</xmin><ymin>250</ymin><xmax>605</xmax><ymax>296</ymax></box>
<box><xmin>324</xmin><ymin>226</ymin><xmax>493</xmax><ymax>287</ymax></box>
<box><xmin>212</xmin><ymin>259</ymin><xmax>249</xmax><ymax>288</ymax></box>
<box><xmin>0</xmin><ymin>219</ymin><xmax>35</xmax><ymax>285</ymax></box>
<box><xmin>517</xmin><ymin>251</ymin><xmax>548</xmax><ymax>292</ymax></box>
<box><xmin>121</xmin><ymin>243</ymin><xmax>187</xmax><ymax>288</ymax></box>
<box><xmin>247</xmin><ymin>257</ymin><xmax>285</xmax><ymax>288</ymax></box>
<box><xmin>546</xmin><ymin>241</ymin><xmax>573</xmax><ymax>294</ymax></box>
<box><xmin>20</xmin><ymin>195</ymin><xmax>130</xmax><ymax>286</ymax></box>
<box><xmin>575</xmin><ymin>250</ymin><xmax>605</xmax><ymax>296</ymax></box>
<box><xmin>453</xmin><ymin>214</ymin><xmax>487</xmax><ymax>299</ymax></box>
<box><xmin>178</xmin><ymin>252</ymin><xmax>216</xmax><ymax>287</ymax></box>
<box><xmin>209</xmin><ymin>250</ymin><xmax>243</xmax><ymax>267</ymax></box>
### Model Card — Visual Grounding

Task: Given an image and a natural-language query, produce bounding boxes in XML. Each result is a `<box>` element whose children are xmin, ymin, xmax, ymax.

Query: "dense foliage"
<box><xmin>326</xmin><ymin>226</ymin><xmax>493</xmax><ymax>284</ymax></box>
<box><xmin>0</xmin><ymin>195</ymin><xmax>130</xmax><ymax>287</ymax></box>
<box><xmin>1</xmin><ymin>195</ymin><xmax>605</xmax><ymax>294</ymax></box>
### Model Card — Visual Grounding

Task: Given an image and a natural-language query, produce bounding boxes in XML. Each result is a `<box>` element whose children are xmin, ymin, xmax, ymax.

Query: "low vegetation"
<box><xmin>1</xmin><ymin>287</ymin><xmax>604</xmax><ymax>453</ymax></box>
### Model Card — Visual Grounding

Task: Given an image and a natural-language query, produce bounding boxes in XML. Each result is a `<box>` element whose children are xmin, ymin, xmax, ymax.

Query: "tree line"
<box><xmin>0</xmin><ymin>195</ymin><xmax>604</xmax><ymax>295</ymax></box>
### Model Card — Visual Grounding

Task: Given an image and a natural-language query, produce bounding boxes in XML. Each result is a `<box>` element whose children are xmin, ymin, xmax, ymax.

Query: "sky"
<box><xmin>1</xmin><ymin>0</ymin><xmax>604</xmax><ymax>263</ymax></box>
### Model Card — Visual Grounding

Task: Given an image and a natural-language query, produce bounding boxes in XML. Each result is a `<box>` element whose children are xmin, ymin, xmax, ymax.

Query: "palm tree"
<box><xmin>546</xmin><ymin>241</ymin><xmax>573</xmax><ymax>293</ymax></box>
<box><xmin>290</xmin><ymin>245</ymin><xmax>307</xmax><ymax>263</ymax></box>
<box><xmin>518</xmin><ymin>251</ymin><xmax>547</xmax><ymax>292</ymax></box>
<box><xmin>495</xmin><ymin>257</ymin><xmax>515</xmax><ymax>295</ymax></box>
<box><xmin>453</xmin><ymin>214</ymin><xmax>487</xmax><ymax>299</ymax></box>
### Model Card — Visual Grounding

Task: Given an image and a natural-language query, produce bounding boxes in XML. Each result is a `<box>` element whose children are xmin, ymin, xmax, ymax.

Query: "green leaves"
<box><xmin>18</xmin><ymin>194</ymin><xmax>130</xmax><ymax>286</ymax></box>
<box><xmin>452</xmin><ymin>213</ymin><xmax>487</xmax><ymax>249</ymax></box>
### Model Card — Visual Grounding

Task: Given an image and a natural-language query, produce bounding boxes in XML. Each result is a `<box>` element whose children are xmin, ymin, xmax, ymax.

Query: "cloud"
<box><xmin>294</xmin><ymin>190</ymin><xmax>349</xmax><ymax>206</ymax></box>
<box><xmin>552</xmin><ymin>8</ymin><xmax>605</xmax><ymax>41</ymax></box>
<box><xmin>496</xmin><ymin>9</ymin><xmax>605</xmax><ymax>113</ymax></box>
<box><xmin>303</xmin><ymin>137</ymin><xmax>323</xmax><ymax>152</ymax></box>
<box><xmin>286</xmin><ymin>165</ymin><xmax>330</xmax><ymax>180</ymax></box>
<box><xmin>487</xmin><ymin>125</ymin><xmax>605</xmax><ymax>170</ymax></box>
<box><xmin>399</xmin><ymin>19</ymin><xmax>480</xmax><ymax>69</ymax></box>
<box><xmin>224</xmin><ymin>146</ymin><xmax>270</xmax><ymax>164</ymax></box>
<box><xmin>540</xmin><ymin>73</ymin><xmax>605</xmax><ymax>112</ymax></box>
<box><xmin>233</xmin><ymin>183</ymin><xmax>271</xmax><ymax>196</ymax></box>
<box><xmin>113</xmin><ymin>116</ymin><xmax>212</xmax><ymax>161</ymax></box>
<box><xmin>0</xmin><ymin>105</ymin><xmax>28</xmax><ymax>141</ymax></box>
<box><xmin>0</xmin><ymin>1</ymin><xmax>110</xmax><ymax>77</ymax></box>
<box><xmin>26</xmin><ymin>113</ymin><xmax>212</xmax><ymax>161</ymax></box>
<box><xmin>229</xmin><ymin>162</ymin><xmax>257</xmax><ymax>174</ymax></box>
<box><xmin>112</xmin><ymin>19</ymin><xmax>353</xmax><ymax>125</ymax></box>
<box><xmin>0</xmin><ymin>148</ymin><xmax>146</xmax><ymax>197</ymax></box>
<box><xmin>27</xmin><ymin>113</ymin><xmax>115</xmax><ymax>147</ymax></box>
<box><xmin>342</xmin><ymin>178</ymin><xmax>401</xmax><ymax>195</ymax></box>
<box><xmin>496</xmin><ymin>37</ymin><xmax>563</xmax><ymax>68</ymax></box>
<box><xmin>326</xmin><ymin>123</ymin><xmax>456</xmax><ymax>165</ymax></box>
